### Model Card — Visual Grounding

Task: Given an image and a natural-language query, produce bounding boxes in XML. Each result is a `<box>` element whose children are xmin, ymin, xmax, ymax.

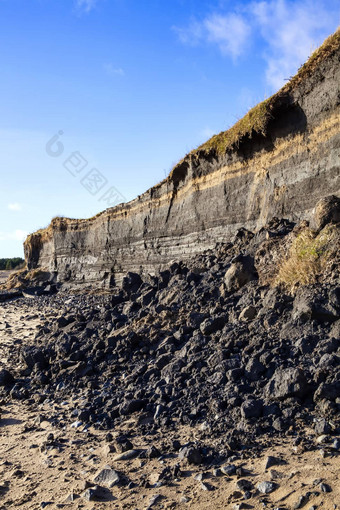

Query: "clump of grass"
<box><xmin>275</xmin><ymin>225</ymin><xmax>337</xmax><ymax>292</ymax></box>
<box><xmin>197</xmin><ymin>98</ymin><xmax>273</xmax><ymax>154</ymax></box>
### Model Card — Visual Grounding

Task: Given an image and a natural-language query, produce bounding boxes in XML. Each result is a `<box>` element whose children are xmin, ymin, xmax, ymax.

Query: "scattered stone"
<box><xmin>194</xmin><ymin>472</ymin><xmax>204</xmax><ymax>481</ymax></box>
<box><xmin>93</xmin><ymin>467</ymin><xmax>120</xmax><ymax>488</ymax></box>
<box><xmin>200</xmin><ymin>482</ymin><xmax>212</xmax><ymax>491</ymax></box>
<box><xmin>65</xmin><ymin>493</ymin><xmax>77</xmax><ymax>503</ymax></box>
<box><xmin>179</xmin><ymin>496</ymin><xmax>190</xmax><ymax>503</ymax></box>
<box><xmin>81</xmin><ymin>485</ymin><xmax>102</xmax><ymax>502</ymax></box>
<box><xmin>313</xmin><ymin>195</ymin><xmax>340</xmax><ymax>230</ymax></box>
<box><xmin>331</xmin><ymin>438</ymin><xmax>340</xmax><ymax>450</ymax></box>
<box><xmin>113</xmin><ymin>449</ymin><xmax>140</xmax><ymax>461</ymax></box>
<box><xmin>146</xmin><ymin>445</ymin><xmax>161</xmax><ymax>459</ymax></box>
<box><xmin>146</xmin><ymin>494</ymin><xmax>162</xmax><ymax>508</ymax></box>
<box><xmin>236</xmin><ymin>479</ymin><xmax>253</xmax><ymax>492</ymax></box>
<box><xmin>115</xmin><ymin>435</ymin><xmax>133</xmax><ymax>452</ymax></box>
<box><xmin>315</xmin><ymin>435</ymin><xmax>329</xmax><ymax>444</ymax></box>
<box><xmin>200</xmin><ymin>317</ymin><xmax>225</xmax><ymax>335</ymax></box>
<box><xmin>314</xmin><ymin>419</ymin><xmax>331</xmax><ymax>435</ymax></box>
<box><xmin>178</xmin><ymin>447</ymin><xmax>202</xmax><ymax>465</ymax></box>
<box><xmin>102</xmin><ymin>443</ymin><xmax>116</xmax><ymax>456</ymax></box>
<box><xmin>320</xmin><ymin>482</ymin><xmax>332</xmax><ymax>493</ymax></box>
<box><xmin>221</xmin><ymin>464</ymin><xmax>237</xmax><ymax>476</ymax></box>
<box><xmin>257</xmin><ymin>481</ymin><xmax>277</xmax><ymax>494</ymax></box>
<box><xmin>264</xmin><ymin>456</ymin><xmax>282</xmax><ymax>469</ymax></box>
<box><xmin>224</xmin><ymin>255</ymin><xmax>257</xmax><ymax>292</ymax></box>
<box><xmin>0</xmin><ymin>369</ymin><xmax>14</xmax><ymax>386</ymax></box>
<box><xmin>294</xmin><ymin>494</ymin><xmax>310</xmax><ymax>509</ymax></box>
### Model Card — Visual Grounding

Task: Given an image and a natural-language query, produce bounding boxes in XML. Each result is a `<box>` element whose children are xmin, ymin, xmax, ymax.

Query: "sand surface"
<box><xmin>0</xmin><ymin>299</ymin><xmax>339</xmax><ymax>509</ymax></box>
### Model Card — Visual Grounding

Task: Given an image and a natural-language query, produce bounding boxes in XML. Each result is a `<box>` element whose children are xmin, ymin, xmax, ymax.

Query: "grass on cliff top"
<box><xmin>275</xmin><ymin>225</ymin><xmax>338</xmax><ymax>293</ymax></box>
<box><xmin>197</xmin><ymin>98</ymin><xmax>273</xmax><ymax>154</ymax></box>
<box><xmin>188</xmin><ymin>27</ymin><xmax>340</xmax><ymax>158</ymax></box>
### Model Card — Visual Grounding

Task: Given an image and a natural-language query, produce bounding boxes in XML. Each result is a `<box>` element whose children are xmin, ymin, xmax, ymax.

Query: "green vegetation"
<box><xmin>275</xmin><ymin>226</ymin><xmax>337</xmax><ymax>292</ymax></box>
<box><xmin>0</xmin><ymin>257</ymin><xmax>25</xmax><ymax>270</ymax></box>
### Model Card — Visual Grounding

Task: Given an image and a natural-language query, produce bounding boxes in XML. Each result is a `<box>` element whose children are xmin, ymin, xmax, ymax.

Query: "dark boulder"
<box><xmin>0</xmin><ymin>369</ymin><xmax>15</xmax><ymax>386</ymax></box>
<box><xmin>241</xmin><ymin>399</ymin><xmax>263</xmax><ymax>419</ymax></box>
<box><xmin>224</xmin><ymin>255</ymin><xmax>258</xmax><ymax>293</ymax></box>
<box><xmin>266</xmin><ymin>368</ymin><xmax>309</xmax><ymax>400</ymax></box>
<box><xmin>313</xmin><ymin>195</ymin><xmax>340</xmax><ymax>230</ymax></box>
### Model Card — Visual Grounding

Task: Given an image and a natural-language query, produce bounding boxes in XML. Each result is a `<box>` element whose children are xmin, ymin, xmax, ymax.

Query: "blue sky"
<box><xmin>1</xmin><ymin>0</ymin><xmax>339</xmax><ymax>257</ymax></box>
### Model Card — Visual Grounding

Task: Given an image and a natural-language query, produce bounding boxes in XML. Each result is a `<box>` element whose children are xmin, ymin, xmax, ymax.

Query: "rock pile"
<box><xmin>1</xmin><ymin>207</ymin><xmax>339</xmax><ymax>454</ymax></box>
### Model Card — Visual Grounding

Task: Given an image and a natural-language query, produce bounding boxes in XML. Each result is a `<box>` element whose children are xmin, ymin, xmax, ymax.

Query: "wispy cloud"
<box><xmin>8</xmin><ymin>202</ymin><xmax>22</xmax><ymax>212</ymax></box>
<box><xmin>204</xmin><ymin>13</ymin><xmax>251</xmax><ymax>59</ymax></box>
<box><xmin>174</xmin><ymin>13</ymin><xmax>250</xmax><ymax>60</ymax></box>
<box><xmin>75</xmin><ymin>0</ymin><xmax>98</xmax><ymax>14</ymax></box>
<box><xmin>103</xmin><ymin>63</ymin><xmax>125</xmax><ymax>77</ymax></box>
<box><xmin>250</xmin><ymin>0</ymin><xmax>337</xmax><ymax>89</ymax></box>
<box><xmin>174</xmin><ymin>19</ymin><xmax>204</xmax><ymax>46</ymax></box>
<box><xmin>0</xmin><ymin>229</ymin><xmax>28</xmax><ymax>242</ymax></box>
<box><xmin>174</xmin><ymin>0</ymin><xmax>339</xmax><ymax>89</ymax></box>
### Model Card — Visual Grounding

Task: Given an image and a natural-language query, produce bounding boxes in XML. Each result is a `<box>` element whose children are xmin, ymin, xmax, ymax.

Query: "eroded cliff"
<box><xmin>24</xmin><ymin>30</ymin><xmax>340</xmax><ymax>288</ymax></box>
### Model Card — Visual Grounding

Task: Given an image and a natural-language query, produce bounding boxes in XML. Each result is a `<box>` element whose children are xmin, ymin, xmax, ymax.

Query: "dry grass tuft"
<box><xmin>275</xmin><ymin>226</ymin><xmax>337</xmax><ymax>292</ymax></box>
<box><xmin>197</xmin><ymin>98</ymin><xmax>273</xmax><ymax>154</ymax></box>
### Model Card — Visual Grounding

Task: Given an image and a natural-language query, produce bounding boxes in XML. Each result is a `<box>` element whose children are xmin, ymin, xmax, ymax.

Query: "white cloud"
<box><xmin>0</xmin><ymin>229</ymin><xmax>28</xmax><ymax>242</ymax></box>
<box><xmin>204</xmin><ymin>13</ymin><xmax>251</xmax><ymax>59</ymax></box>
<box><xmin>75</xmin><ymin>0</ymin><xmax>98</xmax><ymax>14</ymax></box>
<box><xmin>174</xmin><ymin>1</ymin><xmax>339</xmax><ymax>89</ymax></box>
<box><xmin>250</xmin><ymin>0</ymin><xmax>338</xmax><ymax>89</ymax></box>
<box><xmin>8</xmin><ymin>202</ymin><xmax>22</xmax><ymax>211</ymax></box>
<box><xmin>103</xmin><ymin>63</ymin><xmax>125</xmax><ymax>77</ymax></box>
<box><xmin>173</xmin><ymin>13</ymin><xmax>250</xmax><ymax>60</ymax></box>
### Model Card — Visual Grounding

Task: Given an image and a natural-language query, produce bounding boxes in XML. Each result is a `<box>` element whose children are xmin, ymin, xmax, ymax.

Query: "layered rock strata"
<box><xmin>24</xmin><ymin>31</ymin><xmax>340</xmax><ymax>288</ymax></box>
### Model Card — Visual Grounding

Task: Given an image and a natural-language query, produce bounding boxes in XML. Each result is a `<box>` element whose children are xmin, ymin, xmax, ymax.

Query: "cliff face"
<box><xmin>24</xmin><ymin>31</ymin><xmax>340</xmax><ymax>288</ymax></box>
